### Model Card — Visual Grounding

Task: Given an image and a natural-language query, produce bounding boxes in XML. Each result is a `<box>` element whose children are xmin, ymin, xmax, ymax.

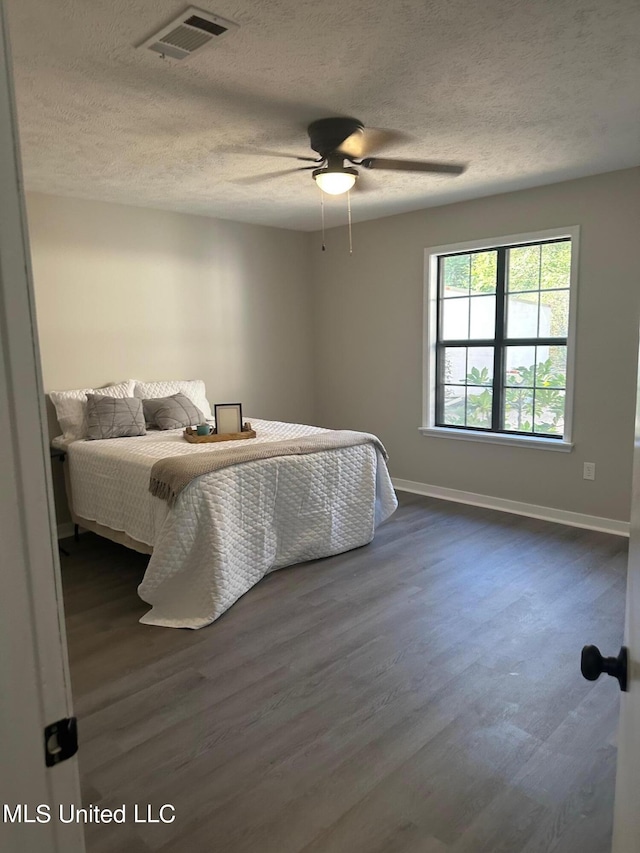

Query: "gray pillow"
<box><xmin>143</xmin><ymin>392</ymin><xmax>204</xmax><ymax>430</ymax></box>
<box><xmin>86</xmin><ymin>394</ymin><xmax>146</xmax><ymax>440</ymax></box>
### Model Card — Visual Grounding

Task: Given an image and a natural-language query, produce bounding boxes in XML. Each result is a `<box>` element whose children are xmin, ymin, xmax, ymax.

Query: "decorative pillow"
<box><xmin>134</xmin><ymin>380</ymin><xmax>212</xmax><ymax>420</ymax></box>
<box><xmin>142</xmin><ymin>393</ymin><xmax>204</xmax><ymax>430</ymax></box>
<box><xmin>86</xmin><ymin>395</ymin><xmax>146</xmax><ymax>440</ymax></box>
<box><xmin>49</xmin><ymin>380</ymin><xmax>136</xmax><ymax>442</ymax></box>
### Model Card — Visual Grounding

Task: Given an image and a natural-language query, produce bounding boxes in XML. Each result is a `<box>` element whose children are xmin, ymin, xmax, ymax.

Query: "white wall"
<box><xmin>311</xmin><ymin>168</ymin><xmax>640</xmax><ymax>523</ymax></box>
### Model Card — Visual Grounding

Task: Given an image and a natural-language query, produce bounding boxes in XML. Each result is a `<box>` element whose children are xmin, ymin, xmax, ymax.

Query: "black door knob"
<box><xmin>581</xmin><ymin>645</ymin><xmax>628</xmax><ymax>692</ymax></box>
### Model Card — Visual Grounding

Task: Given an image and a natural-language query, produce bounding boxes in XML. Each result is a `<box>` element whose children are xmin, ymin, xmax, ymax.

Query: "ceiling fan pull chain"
<box><xmin>321</xmin><ymin>190</ymin><xmax>326</xmax><ymax>251</ymax></box>
<box><xmin>347</xmin><ymin>189</ymin><xmax>353</xmax><ymax>255</ymax></box>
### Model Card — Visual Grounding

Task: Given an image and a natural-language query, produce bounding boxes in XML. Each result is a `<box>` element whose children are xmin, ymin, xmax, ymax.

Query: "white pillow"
<box><xmin>49</xmin><ymin>380</ymin><xmax>136</xmax><ymax>443</ymax></box>
<box><xmin>133</xmin><ymin>380</ymin><xmax>212</xmax><ymax>420</ymax></box>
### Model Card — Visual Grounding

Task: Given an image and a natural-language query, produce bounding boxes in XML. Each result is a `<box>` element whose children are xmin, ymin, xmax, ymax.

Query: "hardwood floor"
<box><xmin>60</xmin><ymin>492</ymin><xmax>627</xmax><ymax>853</ymax></box>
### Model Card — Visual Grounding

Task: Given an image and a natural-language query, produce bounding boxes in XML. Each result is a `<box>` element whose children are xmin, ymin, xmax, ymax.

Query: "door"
<box><xmin>0</xmin><ymin>2</ymin><xmax>85</xmax><ymax>851</ymax></box>
<box><xmin>611</xmin><ymin>338</ymin><xmax>640</xmax><ymax>852</ymax></box>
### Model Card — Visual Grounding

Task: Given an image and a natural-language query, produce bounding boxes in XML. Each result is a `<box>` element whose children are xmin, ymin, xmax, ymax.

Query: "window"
<box><xmin>423</xmin><ymin>228</ymin><xmax>578</xmax><ymax>450</ymax></box>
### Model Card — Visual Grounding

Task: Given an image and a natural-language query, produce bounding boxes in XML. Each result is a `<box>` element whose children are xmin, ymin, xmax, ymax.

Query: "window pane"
<box><xmin>541</xmin><ymin>242</ymin><xmax>571</xmax><ymax>290</ymax></box>
<box><xmin>470</xmin><ymin>251</ymin><xmax>497</xmax><ymax>294</ymax></box>
<box><xmin>508</xmin><ymin>245</ymin><xmax>540</xmax><ymax>292</ymax></box>
<box><xmin>436</xmin><ymin>236</ymin><xmax>572</xmax><ymax>441</ymax></box>
<box><xmin>469</xmin><ymin>295</ymin><xmax>496</xmax><ymax>339</ymax></box>
<box><xmin>504</xmin><ymin>388</ymin><xmax>534</xmax><ymax>433</ymax></box>
<box><xmin>534</xmin><ymin>389</ymin><xmax>565</xmax><ymax>436</ymax></box>
<box><xmin>535</xmin><ymin>345</ymin><xmax>566</xmax><ymax>388</ymax></box>
<box><xmin>442</xmin><ymin>386</ymin><xmax>465</xmax><ymax>425</ymax></box>
<box><xmin>443</xmin><ymin>347</ymin><xmax>467</xmax><ymax>384</ymax></box>
<box><xmin>507</xmin><ymin>292</ymin><xmax>539</xmax><ymax>338</ymax></box>
<box><xmin>467</xmin><ymin>387</ymin><xmax>493</xmax><ymax>429</ymax></box>
<box><xmin>467</xmin><ymin>347</ymin><xmax>494</xmax><ymax>386</ymax></box>
<box><xmin>539</xmin><ymin>290</ymin><xmax>569</xmax><ymax>337</ymax></box>
<box><xmin>505</xmin><ymin>346</ymin><xmax>536</xmax><ymax>387</ymax></box>
<box><xmin>442</xmin><ymin>297</ymin><xmax>469</xmax><ymax>340</ymax></box>
<box><xmin>442</xmin><ymin>255</ymin><xmax>469</xmax><ymax>296</ymax></box>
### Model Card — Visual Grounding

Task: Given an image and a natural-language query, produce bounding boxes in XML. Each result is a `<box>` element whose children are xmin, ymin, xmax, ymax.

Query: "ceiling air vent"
<box><xmin>137</xmin><ymin>7</ymin><xmax>238</xmax><ymax>61</ymax></box>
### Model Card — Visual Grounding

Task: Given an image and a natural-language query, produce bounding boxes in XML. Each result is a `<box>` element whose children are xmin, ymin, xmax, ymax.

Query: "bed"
<box><xmin>53</xmin><ymin>410</ymin><xmax>397</xmax><ymax>629</ymax></box>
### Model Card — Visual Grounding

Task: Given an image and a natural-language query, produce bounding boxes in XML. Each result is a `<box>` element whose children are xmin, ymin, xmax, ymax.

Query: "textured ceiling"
<box><xmin>6</xmin><ymin>0</ymin><xmax>640</xmax><ymax>230</ymax></box>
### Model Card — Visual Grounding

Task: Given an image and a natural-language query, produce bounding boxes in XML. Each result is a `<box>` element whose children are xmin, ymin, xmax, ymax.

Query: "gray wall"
<box><xmin>311</xmin><ymin>168</ymin><xmax>640</xmax><ymax>522</ymax></box>
<box><xmin>26</xmin><ymin>193</ymin><xmax>315</xmax><ymax>523</ymax></box>
<box><xmin>28</xmin><ymin>193</ymin><xmax>314</xmax><ymax>421</ymax></box>
<box><xmin>28</xmin><ymin>170</ymin><xmax>640</xmax><ymax>526</ymax></box>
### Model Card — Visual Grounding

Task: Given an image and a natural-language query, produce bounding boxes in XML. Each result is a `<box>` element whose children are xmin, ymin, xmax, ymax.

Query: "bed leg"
<box><xmin>74</xmin><ymin>524</ymin><xmax>79</xmax><ymax>542</ymax></box>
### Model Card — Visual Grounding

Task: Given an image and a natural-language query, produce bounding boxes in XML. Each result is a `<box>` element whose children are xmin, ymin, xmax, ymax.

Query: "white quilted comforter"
<box><xmin>63</xmin><ymin>419</ymin><xmax>397</xmax><ymax>628</ymax></box>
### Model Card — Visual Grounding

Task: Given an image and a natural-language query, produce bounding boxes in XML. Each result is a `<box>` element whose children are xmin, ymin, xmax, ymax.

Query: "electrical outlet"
<box><xmin>583</xmin><ymin>462</ymin><xmax>596</xmax><ymax>481</ymax></box>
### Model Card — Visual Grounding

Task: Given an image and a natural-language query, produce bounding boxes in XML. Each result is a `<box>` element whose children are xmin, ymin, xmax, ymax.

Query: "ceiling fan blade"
<box><xmin>360</xmin><ymin>157</ymin><xmax>466</xmax><ymax>175</ymax></box>
<box><xmin>220</xmin><ymin>145</ymin><xmax>320</xmax><ymax>163</ymax></box>
<box><xmin>337</xmin><ymin>128</ymin><xmax>410</xmax><ymax>159</ymax></box>
<box><xmin>233</xmin><ymin>166</ymin><xmax>316</xmax><ymax>185</ymax></box>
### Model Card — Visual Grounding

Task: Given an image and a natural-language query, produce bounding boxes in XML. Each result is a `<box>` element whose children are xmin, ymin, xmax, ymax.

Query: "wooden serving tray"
<box><xmin>183</xmin><ymin>424</ymin><xmax>256</xmax><ymax>443</ymax></box>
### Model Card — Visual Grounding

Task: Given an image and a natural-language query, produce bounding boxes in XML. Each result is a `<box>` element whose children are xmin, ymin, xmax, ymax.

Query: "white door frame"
<box><xmin>0</xmin><ymin>2</ymin><xmax>84</xmax><ymax>850</ymax></box>
<box><xmin>612</xmin><ymin>334</ymin><xmax>640</xmax><ymax>852</ymax></box>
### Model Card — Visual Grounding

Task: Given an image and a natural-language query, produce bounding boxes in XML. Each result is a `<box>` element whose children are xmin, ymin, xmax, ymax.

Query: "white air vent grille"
<box><xmin>137</xmin><ymin>7</ymin><xmax>238</xmax><ymax>61</ymax></box>
<box><xmin>161</xmin><ymin>26</ymin><xmax>213</xmax><ymax>52</ymax></box>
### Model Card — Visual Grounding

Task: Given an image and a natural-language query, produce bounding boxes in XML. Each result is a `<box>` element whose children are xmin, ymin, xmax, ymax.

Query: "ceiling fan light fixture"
<box><xmin>313</xmin><ymin>165</ymin><xmax>358</xmax><ymax>195</ymax></box>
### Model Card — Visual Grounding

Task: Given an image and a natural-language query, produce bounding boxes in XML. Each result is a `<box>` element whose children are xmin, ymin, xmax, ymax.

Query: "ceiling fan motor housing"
<box><xmin>307</xmin><ymin>117</ymin><xmax>364</xmax><ymax>158</ymax></box>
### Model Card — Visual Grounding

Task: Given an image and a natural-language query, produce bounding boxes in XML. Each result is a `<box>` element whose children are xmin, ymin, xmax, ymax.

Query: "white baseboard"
<box><xmin>57</xmin><ymin>485</ymin><xmax>629</xmax><ymax>539</ymax></box>
<box><xmin>392</xmin><ymin>478</ymin><xmax>630</xmax><ymax>537</ymax></box>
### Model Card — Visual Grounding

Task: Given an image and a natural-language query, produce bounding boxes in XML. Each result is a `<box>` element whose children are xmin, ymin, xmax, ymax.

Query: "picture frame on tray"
<box><xmin>214</xmin><ymin>402</ymin><xmax>243</xmax><ymax>435</ymax></box>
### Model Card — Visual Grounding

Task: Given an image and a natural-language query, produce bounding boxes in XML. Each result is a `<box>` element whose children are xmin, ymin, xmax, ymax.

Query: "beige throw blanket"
<box><xmin>149</xmin><ymin>430</ymin><xmax>388</xmax><ymax>507</ymax></box>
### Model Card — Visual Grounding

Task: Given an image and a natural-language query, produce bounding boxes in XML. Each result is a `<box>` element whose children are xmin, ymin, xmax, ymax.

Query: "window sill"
<box><xmin>419</xmin><ymin>426</ymin><xmax>574</xmax><ymax>452</ymax></box>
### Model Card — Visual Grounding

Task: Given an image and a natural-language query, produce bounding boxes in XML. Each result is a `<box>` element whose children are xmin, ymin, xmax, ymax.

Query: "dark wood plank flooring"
<box><xmin>60</xmin><ymin>492</ymin><xmax>627</xmax><ymax>853</ymax></box>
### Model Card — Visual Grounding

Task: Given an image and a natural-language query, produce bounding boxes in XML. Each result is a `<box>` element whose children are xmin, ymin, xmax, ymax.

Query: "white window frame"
<box><xmin>421</xmin><ymin>226</ymin><xmax>579</xmax><ymax>452</ymax></box>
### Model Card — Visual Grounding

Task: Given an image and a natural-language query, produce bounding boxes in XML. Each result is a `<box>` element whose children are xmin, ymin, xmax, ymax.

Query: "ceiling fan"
<box><xmin>235</xmin><ymin>117</ymin><xmax>466</xmax><ymax>194</ymax></box>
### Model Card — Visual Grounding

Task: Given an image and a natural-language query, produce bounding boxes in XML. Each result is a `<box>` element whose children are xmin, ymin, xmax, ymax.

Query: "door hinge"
<box><xmin>44</xmin><ymin>717</ymin><xmax>78</xmax><ymax>767</ymax></box>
